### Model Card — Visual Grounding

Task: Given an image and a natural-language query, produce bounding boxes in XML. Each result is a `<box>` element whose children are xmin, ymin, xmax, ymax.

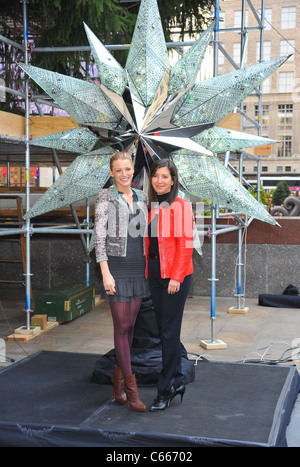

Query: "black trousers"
<box><xmin>148</xmin><ymin>257</ymin><xmax>192</xmax><ymax>396</ymax></box>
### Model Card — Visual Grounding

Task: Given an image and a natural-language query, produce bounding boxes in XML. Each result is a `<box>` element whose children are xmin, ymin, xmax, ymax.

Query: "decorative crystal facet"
<box><xmin>192</xmin><ymin>127</ymin><xmax>277</xmax><ymax>154</ymax></box>
<box><xmin>19</xmin><ymin>63</ymin><xmax>125</xmax><ymax>128</ymax></box>
<box><xmin>84</xmin><ymin>22</ymin><xmax>127</xmax><ymax>96</ymax></box>
<box><xmin>23</xmin><ymin>148</ymin><xmax>113</xmax><ymax>219</ymax></box>
<box><xmin>173</xmin><ymin>151</ymin><xmax>276</xmax><ymax>225</ymax></box>
<box><xmin>29</xmin><ymin>127</ymin><xmax>99</xmax><ymax>154</ymax></box>
<box><xmin>168</xmin><ymin>21</ymin><xmax>215</xmax><ymax>95</ymax></box>
<box><xmin>125</xmin><ymin>0</ymin><xmax>168</xmax><ymax>107</ymax></box>
<box><xmin>171</xmin><ymin>56</ymin><xmax>287</xmax><ymax>127</ymax></box>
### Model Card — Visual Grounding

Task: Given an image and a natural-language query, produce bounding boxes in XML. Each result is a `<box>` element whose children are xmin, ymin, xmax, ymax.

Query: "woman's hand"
<box><xmin>168</xmin><ymin>279</ymin><xmax>181</xmax><ymax>294</ymax></box>
<box><xmin>100</xmin><ymin>260</ymin><xmax>116</xmax><ymax>295</ymax></box>
<box><xmin>103</xmin><ymin>271</ymin><xmax>116</xmax><ymax>295</ymax></box>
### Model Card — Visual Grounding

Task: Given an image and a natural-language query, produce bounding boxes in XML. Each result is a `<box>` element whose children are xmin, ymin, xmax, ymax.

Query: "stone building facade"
<box><xmin>217</xmin><ymin>0</ymin><xmax>300</xmax><ymax>193</ymax></box>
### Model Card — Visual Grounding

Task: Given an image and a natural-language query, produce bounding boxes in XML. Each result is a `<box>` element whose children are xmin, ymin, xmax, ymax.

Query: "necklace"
<box><xmin>122</xmin><ymin>190</ymin><xmax>133</xmax><ymax>202</ymax></box>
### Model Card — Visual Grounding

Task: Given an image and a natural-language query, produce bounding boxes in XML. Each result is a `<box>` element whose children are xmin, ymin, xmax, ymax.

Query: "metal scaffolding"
<box><xmin>201</xmin><ymin>0</ymin><xmax>266</xmax><ymax>348</ymax></box>
<box><xmin>0</xmin><ymin>0</ymin><xmax>267</xmax><ymax>339</ymax></box>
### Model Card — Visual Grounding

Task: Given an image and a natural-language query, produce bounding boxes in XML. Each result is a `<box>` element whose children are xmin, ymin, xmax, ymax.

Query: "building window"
<box><xmin>258</xmin><ymin>8</ymin><xmax>272</xmax><ymax>30</ymax></box>
<box><xmin>281</xmin><ymin>7</ymin><xmax>296</xmax><ymax>29</ymax></box>
<box><xmin>277</xmin><ymin>136</ymin><xmax>292</xmax><ymax>157</ymax></box>
<box><xmin>285</xmin><ymin>166</ymin><xmax>292</xmax><ymax>172</ymax></box>
<box><xmin>255</xmin><ymin>105</ymin><xmax>269</xmax><ymax>130</ymax></box>
<box><xmin>278</xmin><ymin>72</ymin><xmax>294</xmax><ymax>92</ymax></box>
<box><xmin>218</xmin><ymin>49</ymin><xmax>224</xmax><ymax>66</ymax></box>
<box><xmin>277</xmin><ymin>166</ymin><xmax>283</xmax><ymax>173</ymax></box>
<box><xmin>233</xmin><ymin>43</ymin><xmax>240</xmax><ymax>64</ymax></box>
<box><xmin>262</xmin><ymin>77</ymin><xmax>270</xmax><ymax>94</ymax></box>
<box><xmin>256</xmin><ymin>41</ymin><xmax>271</xmax><ymax>62</ymax></box>
<box><xmin>278</xmin><ymin>104</ymin><xmax>293</xmax><ymax>130</ymax></box>
<box><xmin>234</xmin><ymin>10</ymin><xmax>248</xmax><ymax>28</ymax></box>
<box><xmin>219</xmin><ymin>11</ymin><xmax>226</xmax><ymax>28</ymax></box>
<box><xmin>233</xmin><ymin>42</ymin><xmax>247</xmax><ymax>65</ymax></box>
<box><xmin>280</xmin><ymin>40</ymin><xmax>295</xmax><ymax>60</ymax></box>
<box><xmin>262</xmin><ymin>166</ymin><xmax>268</xmax><ymax>172</ymax></box>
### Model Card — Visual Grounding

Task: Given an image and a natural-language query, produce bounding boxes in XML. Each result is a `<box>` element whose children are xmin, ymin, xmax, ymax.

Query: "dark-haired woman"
<box><xmin>145</xmin><ymin>159</ymin><xmax>194</xmax><ymax>411</ymax></box>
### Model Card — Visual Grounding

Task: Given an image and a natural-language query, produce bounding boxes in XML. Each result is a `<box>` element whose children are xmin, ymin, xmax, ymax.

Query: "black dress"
<box><xmin>105</xmin><ymin>191</ymin><xmax>149</xmax><ymax>303</ymax></box>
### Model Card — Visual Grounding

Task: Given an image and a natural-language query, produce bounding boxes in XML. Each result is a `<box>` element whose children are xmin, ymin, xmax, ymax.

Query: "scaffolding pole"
<box><xmin>228</xmin><ymin>0</ymin><xmax>265</xmax><ymax>314</ymax></box>
<box><xmin>200</xmin><ymin>0</ymin><xmax>227</xmax><ymax>350</ymax></box>
<box><xmin>22</xmin><ymin>0</ymin><xmax>32</xmax><ymax>330</ymax></box>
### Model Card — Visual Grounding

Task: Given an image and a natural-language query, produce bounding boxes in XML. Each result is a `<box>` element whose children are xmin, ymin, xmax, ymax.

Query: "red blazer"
<box><xmin>145</xmin><ymin>197</ymin><xmax>194</xmax><ymax>282</ymax></box>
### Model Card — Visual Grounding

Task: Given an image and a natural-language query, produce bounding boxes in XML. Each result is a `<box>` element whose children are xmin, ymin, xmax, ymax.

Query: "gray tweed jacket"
<box><xmin>94</xmin><ymin>185</ymin><xmax>148</xmax><ymax>262</ymax></box>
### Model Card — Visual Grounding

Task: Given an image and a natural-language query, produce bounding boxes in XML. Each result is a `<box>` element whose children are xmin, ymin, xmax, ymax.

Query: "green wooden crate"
<box><xmin>35</xmin><ymin>283</ymin><xmax>95</xmax><ymax>323</ymax></box>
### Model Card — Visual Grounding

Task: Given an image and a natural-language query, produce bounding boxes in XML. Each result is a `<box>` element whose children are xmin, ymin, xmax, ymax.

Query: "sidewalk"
<box><xmin>0</xmin><ymin>291</ymin><xmax>299</xmax><ymax>370</ymax></box>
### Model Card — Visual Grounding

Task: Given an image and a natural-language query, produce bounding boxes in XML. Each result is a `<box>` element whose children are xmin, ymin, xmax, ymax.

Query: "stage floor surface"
<box><xmin>1</xmin><ymin>292</ymin><xmax>300</xmax><ymax>447</ymax></box>
<box><xmin>0</xmin><ymin>350</ymin><xmax>299</xmax><ymax>447</ymax></box>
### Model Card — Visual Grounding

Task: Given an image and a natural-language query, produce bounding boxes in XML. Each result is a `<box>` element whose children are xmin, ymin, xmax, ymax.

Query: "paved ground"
<box><xmin>1</xmin><ymin>291</ymin><xmax>299</xmax><ymax>367</ymax></box>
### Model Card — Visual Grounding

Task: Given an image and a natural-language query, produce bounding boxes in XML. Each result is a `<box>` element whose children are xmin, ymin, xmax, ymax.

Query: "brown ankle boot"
<box><xmin>111</xmin><ymin>365</ymin><xmax>126</xmax><ymax>405</ymax></box>
<box><xmin>124</xmin><ymin>373</ymin><xmax>146</xmax><ymax>412</ymax></box>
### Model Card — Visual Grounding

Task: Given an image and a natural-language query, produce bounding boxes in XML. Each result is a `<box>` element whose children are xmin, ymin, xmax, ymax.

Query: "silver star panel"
<box><xmin>29</xmin><ymin>127</ymin><xmax>99</xmax><ymax>154</ymax></box>
<box><xmin>172</xmin><ymin>151</ymin><xmax>277</xmax><ymax>225</ymax></box>
<box><xmin>84</xmin><ymin>22</ymin><xmax>127</xmax><ymax>96</ymax></box>
<box><xmin>171</xmin><ymin>56</ymin><xmax>287</xmax><ymax>127</ymax></box>
<box><xmin>192</xmin><ymin>127</ymin><xmax>277</xmax><ymax>154</ymax></box>
<box><xmin>125</xmin><ymin>0</ymin><xmax>169</xmax><ymax>107</ymax></box>
<box><xmin>168</xmin><ymin>20</ymin><xmax>215</xmax><ymax>95</ymax></box>
<box><xmin>23</xmin><ymin>147</ymin><xmax>114</xmax><ymax>219</ymax></box>
<box><xmin>20</xmin><ymin>0</ymin><xmax>288</xmax><ymax>226</ymax></box>
<box><xmin>19</xmin><ymin>63</ymin><xmax>126</xmax><ymax>129</ymax></box>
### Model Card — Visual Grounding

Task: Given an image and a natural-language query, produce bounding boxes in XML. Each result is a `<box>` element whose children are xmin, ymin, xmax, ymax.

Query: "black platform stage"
<box><xmin>0</xmin><ymin>351</ymin><xmax>299</xmax><ymax>447</ymax></box>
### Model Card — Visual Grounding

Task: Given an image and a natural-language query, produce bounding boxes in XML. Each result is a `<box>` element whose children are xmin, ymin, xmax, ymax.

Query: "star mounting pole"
<box><xmin>22</xmin><ymin>0</ymin><xmax>33</xmax><ymax>331</ymax></box>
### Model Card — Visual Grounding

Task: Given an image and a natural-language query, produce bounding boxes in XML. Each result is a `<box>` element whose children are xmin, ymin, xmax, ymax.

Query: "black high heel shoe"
<box><xmin>170</xmin><ymin>383</ymin><xmax>185</xmax><ymax>404</ymax></box>
<box><xmin>149</xmin><ymin>384</ymin><xmax>185</xmax><ymax>411</ymax></box>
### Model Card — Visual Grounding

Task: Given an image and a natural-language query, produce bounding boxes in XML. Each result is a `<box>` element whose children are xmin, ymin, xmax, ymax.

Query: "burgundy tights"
<box><xmin>109</xmin><ymin>299</ymin><xmax>142</xmax><ymax>376</ymax></box>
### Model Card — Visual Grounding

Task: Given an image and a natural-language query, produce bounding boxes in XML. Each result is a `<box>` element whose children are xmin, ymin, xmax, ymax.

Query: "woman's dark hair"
<box><xmin>148</xmin><ymin>159</ymin><xmax>179</xmax><ymax>205</ymax></box>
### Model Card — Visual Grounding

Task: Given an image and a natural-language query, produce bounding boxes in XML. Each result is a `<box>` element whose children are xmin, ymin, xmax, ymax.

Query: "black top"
<box><xmin>109</xmin><ymin>190</ymin><xmax>144</xmax><ymax>273</ymax></box>
<box><xmin>148</xmin><ymin>192</ymin><xmax>170</xmax><ymax>258</ymax></box>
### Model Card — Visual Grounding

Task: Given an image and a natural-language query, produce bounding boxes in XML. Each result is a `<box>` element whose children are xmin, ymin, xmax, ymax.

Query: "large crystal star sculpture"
<box><xmin>19</xmin><ymin>0</ymin><xmax>287</xmax><ymax>225</ymax></box>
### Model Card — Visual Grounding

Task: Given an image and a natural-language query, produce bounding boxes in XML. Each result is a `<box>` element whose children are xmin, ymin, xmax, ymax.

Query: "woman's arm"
<box><xmin>94</xmin><ymin>190</ymin><xmax>109</xmax><ymax>262</ymax></box>
<box><xmin>169</xmin><ymin>199</ymin><xmax>194</xmax><ymax>286</ymax></box>
<box><xmin>95</xmin><ymin>190</ymin><xmax>116</xmax><ymax>295</ymax></box>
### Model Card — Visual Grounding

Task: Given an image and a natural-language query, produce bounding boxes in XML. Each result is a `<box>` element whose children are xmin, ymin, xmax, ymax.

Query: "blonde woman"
<box><xmin>94</xmin><ymin>152</ymin><xmax>148</xmax><ymax>412</ymax></box>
